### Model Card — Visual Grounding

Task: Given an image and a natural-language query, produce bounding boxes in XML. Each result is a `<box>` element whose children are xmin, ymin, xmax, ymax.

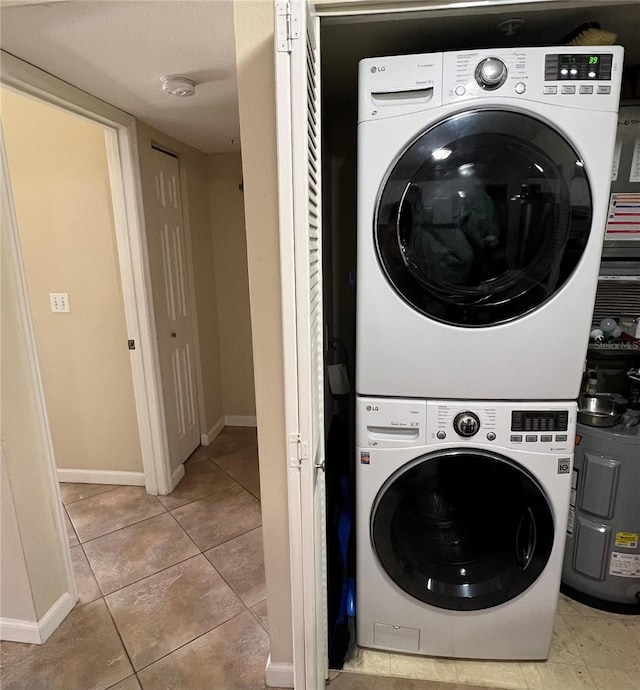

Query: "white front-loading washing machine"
<box><xmin>356</xmin><ymin>396</ymin><xmax>577</xmax><ymax>659</ymax></box>
<box><xmin>356</xmin><ymin>47</ymin><xmax>624</xmax><ymax>400</ymax></box>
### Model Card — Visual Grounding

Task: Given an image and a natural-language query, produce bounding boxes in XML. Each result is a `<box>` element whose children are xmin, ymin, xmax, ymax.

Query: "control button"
<box><xmin>510</xmin><ymin>435</ymin><xmax>523</xmax><ymax>442</ymax></box>
<box><xmin>455</xmin><ymin>85</ymin><xmax>466</xmax><ymax>96</ymax></box>
<box><xmin>543</xmin><ymin>85</ymin><xmax>557</xmax><ymax>95</ymax></box>
<box><xmin>579</xmin><ymin>85</ymin><xmax>594</xmax><ymax>94</ymax></box>
<box><xmin>556</xmin><ymin>434</ymin><xmax>568</xmax><ymax>442</ymax></box>
<box><xmin>541</xmin><ymin>435</ymin><xmax>553</xmax><ymax>442</ymax></box>
<box><xmin>570</xmin><ymin>68</ymin><xmax>578</xmax><ymax>76</ymax></box>
<box><xmin>598</xmin><ymin>85</ymin><xmax>611</xmax><ymax>94</ymax></box>
<box><xmin>561</xmin><ymin>85</ymin><xmax>576</xmax><ymax>94</ymax></box>
<box><xmin>453</xmin><ymin>411</ymin><xmax>481</xmax><ymax>437</ymax></box>
<box><xmin>436</xmin><ymin>430</ymin><xmax>447</xmax><ymax>440</ymax></box>
<box><xmin>588</xmin><ymin>71</ymin><xmax>597</xmax><ymax>78</ymax></box>
<box><xmin>560</xmin><ymin>68</ymin><xmax>568</xmax><ymax>76</ymax></box>
<box><xmin>514</xmin><ymin>82</ymin><xmax>526</xmax><ymax>94</ymax></box>
<box><xmin>486</xmin><ymin>432</ymin><xmax>496</xmax><ymax>441</ymax></box>
<box><xmin>525</xmin><ymin>435</ymin><xmax>538</xmax><ymax>442</ymax></box>
<box><xmin>475</xmin><ymin>57</ymin><xmax>508</xmax><ymax>90</ymax></box>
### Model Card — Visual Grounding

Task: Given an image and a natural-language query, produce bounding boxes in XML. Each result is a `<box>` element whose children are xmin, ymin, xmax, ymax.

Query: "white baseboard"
<box><xmin>201</xmin><ymin>417</ymin><xmax>225</xmax><ymax>446</ymax></box>
<box><xmin>265</xmin><ymin>655</ymin><xmax>294</xmax><ymax>688</ymax></box>
<box><xmin>201</xmin><ymin>415</ymin><xmax>257</xmax><ymax>446</ymax></box>
<box><xmin>0</xmin><ymin>591</ymin><xmax>75</xmax><ymax>644</ymax></box>
<box><xmin>225</xmin><ymin>415</ymin><xmax>257</xmax><ymax>427</ymax></box>
<box><xmin>56</xmin><ymin>469</ymin><xmax>145</xmax><ymax>486</ymax></box>
<box><xmin>168</xmin><ymin>463</ymin><xmax>185</xmax><ymax>493</ymax></box>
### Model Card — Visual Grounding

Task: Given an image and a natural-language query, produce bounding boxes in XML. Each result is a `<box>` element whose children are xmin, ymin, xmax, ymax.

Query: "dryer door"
<box><xmin>370</xmin><ymin>449</ymin><xmax>554</xmax><ymax>611</ymax></box>
<box><xmin>376</xmin><ymin>109</ymin><xmax>592</xmax><ymax>326</ymax></box>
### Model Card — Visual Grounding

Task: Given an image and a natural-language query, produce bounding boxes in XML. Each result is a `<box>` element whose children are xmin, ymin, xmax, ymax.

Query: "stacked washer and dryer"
<box><xmin>355</xmin><ymin>46</ymin><xmax>624</xmax><ymax>660</ymax></box>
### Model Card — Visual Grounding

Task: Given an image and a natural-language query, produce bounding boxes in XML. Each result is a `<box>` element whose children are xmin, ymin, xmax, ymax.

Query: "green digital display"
<box><xmin>546</xmin><ymin>53</ymin><xmax>613</xmax><ymax>81</ymax></box>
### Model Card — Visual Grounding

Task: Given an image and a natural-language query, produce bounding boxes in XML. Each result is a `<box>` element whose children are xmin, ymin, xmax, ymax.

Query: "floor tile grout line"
<box><xmin>100</xmin><ymin>593</ymin><xmax>137</xmax><ymax>679</ymax></box>
<box><xmin>166</xmin><ymin>506</ymin><xmax>205</xmax><ymax>553</ymax></box>
<box><xmin>77</xmin><ymin>506</ymin><xmax>186</xmax><ymax>548</ymax></box>
<box><xmin>71</xmin><ymin>505</ymin><xmax>168</xmax><ymax>545</ymax></box>
<box><xmin>99</xmin><ymin>552</ymin><xmax>206</xmax><ymax>599</ymax></box>
<box><xmin>157</xmin><ymin>476</ymin><xmax>242</xmax><ymax>512</ymax></box>
<box><xmin>175</xmin><ymin>517</ymin><xmax>264</xmax><ymax>554</ymax></box>
<box><xmin>131</xmin><ymin>607</ymin><xmax>256</xmax><ymax>676</ymax></box>
<box><xmin>202</xmin><ymin>544</ymin><xmax>264</xmax><ymax>611</ymax></box>
<box><xmin>61</xmin><ymin>484</ymin><xmax>121</xmax><ymax>506</ymax></box>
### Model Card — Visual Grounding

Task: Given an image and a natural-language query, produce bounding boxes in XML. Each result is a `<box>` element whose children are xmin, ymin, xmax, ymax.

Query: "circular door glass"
<box><xmin>376</xmin><ymin>109</ymin><xmax>592</xmax><ymax>326</ymax></box>
<box><xmin>371</xmin><ymin>450</ymin><xmax>554</xmax><ymax>611</ymax></box>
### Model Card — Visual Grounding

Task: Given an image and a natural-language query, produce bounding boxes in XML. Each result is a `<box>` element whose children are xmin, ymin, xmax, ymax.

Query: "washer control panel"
<box><xmin>475</xmin><ymin>57</ymin><xmax>508</xmax><ymax>90</ymax></box>
<box><xmin>453</xmin><ymin>410</ymin><xmax>481</xmax><ymax>437</ymax></box>
<box><xmin>427</xmin><ymin>401</ymin><xmax>576</xmax><ymax>452</ymax></box>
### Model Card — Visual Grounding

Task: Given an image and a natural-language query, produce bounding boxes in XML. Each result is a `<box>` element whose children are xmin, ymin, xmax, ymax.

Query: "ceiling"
<box><xmin>0</xmin><ymin>0</ymin><xmax>239</xmax><ymax>153</ymax></box>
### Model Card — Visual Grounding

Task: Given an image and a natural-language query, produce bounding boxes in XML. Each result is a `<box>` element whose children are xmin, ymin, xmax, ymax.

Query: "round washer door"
<box><xmin>375</xmin><ymin>109</ymin><xmax>592</xmax><ymax>326</ymax></box>
<box><xmin>371</xmin><ymin>449</ymin><xmax>555</xmax><ymax>611</ymax></box>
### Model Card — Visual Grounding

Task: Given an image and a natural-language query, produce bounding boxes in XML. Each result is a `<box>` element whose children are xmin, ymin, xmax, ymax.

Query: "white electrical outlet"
<box><xmin>49</xmin><ymin>292</ymin><xmax>70</xmax><ymax>313</ymax></box>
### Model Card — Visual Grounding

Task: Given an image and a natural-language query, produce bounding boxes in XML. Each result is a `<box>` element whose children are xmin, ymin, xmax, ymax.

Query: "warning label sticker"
<box><xmin>360</xmin><ymin>452</ymin><xmax>370</xmax><ymax>465</ymax></box>
<box><xmin>615</xmin><ymin>532</ymin><xmax>639</xmax><ymax>549</ymax></box>
<box><xmin>609</xmin><ymin>552</ymin><xmax>640</xmax><ymax>578</ymax></box>
<box><xmin>606</xmin><ymin>192</ymin><xmax>640</xmax><ymax>238</ymax></box>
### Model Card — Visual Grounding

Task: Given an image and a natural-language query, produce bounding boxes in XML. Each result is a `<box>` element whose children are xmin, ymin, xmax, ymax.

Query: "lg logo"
<box><xmin>366</xmin><ymin>405</ymin><xmax>379</xmax><ymax>411</ymax></box>
<box><xmin>370</xmin><ymin>66</ymin><xmax>386</xmax><ymax>73</ymax></box>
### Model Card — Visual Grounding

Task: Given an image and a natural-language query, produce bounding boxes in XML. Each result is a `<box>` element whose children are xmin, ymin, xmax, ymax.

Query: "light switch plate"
<box><xmin>49</xmin><ymin>292</ymin><xmax>70</xmax><ymax>313</ymax></box>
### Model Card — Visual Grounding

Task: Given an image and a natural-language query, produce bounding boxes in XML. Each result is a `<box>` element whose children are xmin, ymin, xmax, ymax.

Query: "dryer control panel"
<box><xmin>357</xmin><ymin>398</ymin><xmax>577</xmax><ymax>453</ymax></box>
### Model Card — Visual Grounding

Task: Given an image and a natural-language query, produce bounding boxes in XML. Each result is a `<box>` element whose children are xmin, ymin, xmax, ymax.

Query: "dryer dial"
<box><xmin>454</xmin><ymin>411</ymin><xmax>481</xmax><ymax>437</ymax></box>
<box><xmin>475</xmin><ymin>58</ymin><xmax>508</xmax><ymax>90</ymax></box>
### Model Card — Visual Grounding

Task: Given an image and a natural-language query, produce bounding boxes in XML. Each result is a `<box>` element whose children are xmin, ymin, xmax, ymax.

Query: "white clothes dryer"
<box><xmin>356</xmin><ymin>396</ymin><xmax>577</xmax><ymax>659</ymax></box>
<box><xmin>356</xmin><ymin>47</ymin><xmax>624</xmax><ymax>400</ymax></box>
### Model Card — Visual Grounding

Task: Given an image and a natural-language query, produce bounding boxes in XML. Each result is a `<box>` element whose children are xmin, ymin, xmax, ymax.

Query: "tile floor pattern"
<box><xmin>0</xmin><ymin>427</ymin><xmax>273</xmax><ymax>690</ymax></box>
<box><xmin>343</xmin><ymin>594</ymin><xmax>640</xmax><ymax>690</ymax></box>
<box><xmin>2</xmin><ymin>425</ymin><xmax>639</xmax><ymax>689</ymax></box>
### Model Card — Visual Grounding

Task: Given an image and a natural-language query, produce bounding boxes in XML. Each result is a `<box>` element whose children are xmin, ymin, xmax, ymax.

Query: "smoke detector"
<box><xmin>161</xmin><ymin>76</ymin><xmax>196</xmax><ymax>97</ymax></box>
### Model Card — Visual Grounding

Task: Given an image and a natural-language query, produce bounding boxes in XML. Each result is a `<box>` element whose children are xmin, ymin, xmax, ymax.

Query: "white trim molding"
<box><xmin>0</xmin><ymin>592</ymin><xmax>75</xmax><ymax>645</ymax></box>
<box><xmin>225</xmin><ymin>415</ymin><xmax>258</xmax><ymax>427</ymax></box>
<box><xmin>56</xmin><ymin>469</ymin><xmax>145</xmax><ymax>486</ymax></box>
<box><xmin>265</xmin><ymin>656</ymin><xmax>294</xmax><ymax>688</ymax></box>
<box><xmin>0</xmin><ymin>51</ymin><xmax>170</xmax><ymax>497</ymax></box>
<box><xmin>201</xmin><ymin>416</ymin><xmax>225</xmax><ymax>446</ymax></box>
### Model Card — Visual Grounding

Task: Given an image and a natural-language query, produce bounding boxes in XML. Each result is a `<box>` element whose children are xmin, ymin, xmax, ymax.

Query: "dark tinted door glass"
<box><xmin>376</xmin><ymin>109</ymin><xmax>592</xmax><ymax>326</ymax></box>
<box><xmin>371</xmin><ymin>450</ymin><xmax>554</xmax><ymax>611</ymax></box>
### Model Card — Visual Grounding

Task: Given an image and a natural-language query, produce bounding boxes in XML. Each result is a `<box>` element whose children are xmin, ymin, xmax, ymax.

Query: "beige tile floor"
<box><xmin>0</xmin><ymin>427</ymin><xmax>271</xmax><ymax>690</ymax></box>
<box><xmin>343</xmin><ymin>594</ymin><xmax>640</xmax><ymax>690</ymax></box>
<box><xmin>2</xmin><ymin>425</ymin><xmax>639</xmax><ymax>690</ymax></box>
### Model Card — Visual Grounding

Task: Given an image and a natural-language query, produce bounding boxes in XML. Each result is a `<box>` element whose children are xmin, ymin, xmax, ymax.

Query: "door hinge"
<box><xmin>276</xmin><ymin>1</ymin><xmax>300</xmax><ymax>53</ymax></box>
<box><xmin>288</xmin><ymin>433</ymin><xmax>308</xmax><ymax>468</ymax></box>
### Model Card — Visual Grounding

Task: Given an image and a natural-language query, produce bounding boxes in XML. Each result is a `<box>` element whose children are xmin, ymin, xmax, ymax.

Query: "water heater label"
<box><xmin>615</xmin><ymin>532</ymin><xmax>639</xmax><ymax>549</ymax></box>
<box><xmin>609</xmin><ymin>552</ymin><xmax>640</xmax><ymax>578</ymax></box>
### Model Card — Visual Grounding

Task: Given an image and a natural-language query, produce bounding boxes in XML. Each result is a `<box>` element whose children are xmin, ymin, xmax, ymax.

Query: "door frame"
<box><xmin>0</xmin><ymin>51</ymin><xmax>173</xmax><ymax>496</ymax></box>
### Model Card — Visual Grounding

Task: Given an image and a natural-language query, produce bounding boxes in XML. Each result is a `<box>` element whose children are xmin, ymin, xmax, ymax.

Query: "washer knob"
<box><xmin>453</xmin><ymin>411</ymin><xmax>481</xmax><ymax>437</ymax></box>
<box><xmin>475</xmin><ymin>57</ymin><xmax>508</xmax><ymax>90</ymax></box>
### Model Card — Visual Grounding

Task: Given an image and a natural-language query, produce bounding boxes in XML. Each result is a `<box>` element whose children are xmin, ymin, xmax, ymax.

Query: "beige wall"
<box><xmin>136</xmin><ymin>122</ymin><xmax>225</xmax><ymax>448</ymax></box>
<box><xmin>2</xmin><ymin>89</ymin><xmax>142</xmax><ymax>473</ymax></box>
<box><xmin>234</xmin><ymin>0</ymin><xmax>293</xmax><ymax>669</ymax></box>
<box><xmin>1</xmin><ymin>190</ymin><xmax>70</xmax><ymax>620</ymax></box>
<box><xmin>206</xmin><ymin>153</ymin><xmax>256</xmax><ymax>418</ymax></box>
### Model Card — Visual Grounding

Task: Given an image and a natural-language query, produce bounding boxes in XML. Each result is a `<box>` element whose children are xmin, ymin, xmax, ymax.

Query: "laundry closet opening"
<box><xmin>317</xmin><ymin>0</ymin><xmax>640</xmax><ymax>672</ymax></box>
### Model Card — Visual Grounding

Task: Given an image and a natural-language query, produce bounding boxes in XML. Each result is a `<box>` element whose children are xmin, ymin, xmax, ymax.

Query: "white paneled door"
<box><xmin>275</xmin><ymin>0</ymin><xmax>328</xmax><ymax>687</ymax></box>
<box><xmin>148</xmin><ymin>147</ymin><xmax>200</xmax><ymax>468</ymax></box>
